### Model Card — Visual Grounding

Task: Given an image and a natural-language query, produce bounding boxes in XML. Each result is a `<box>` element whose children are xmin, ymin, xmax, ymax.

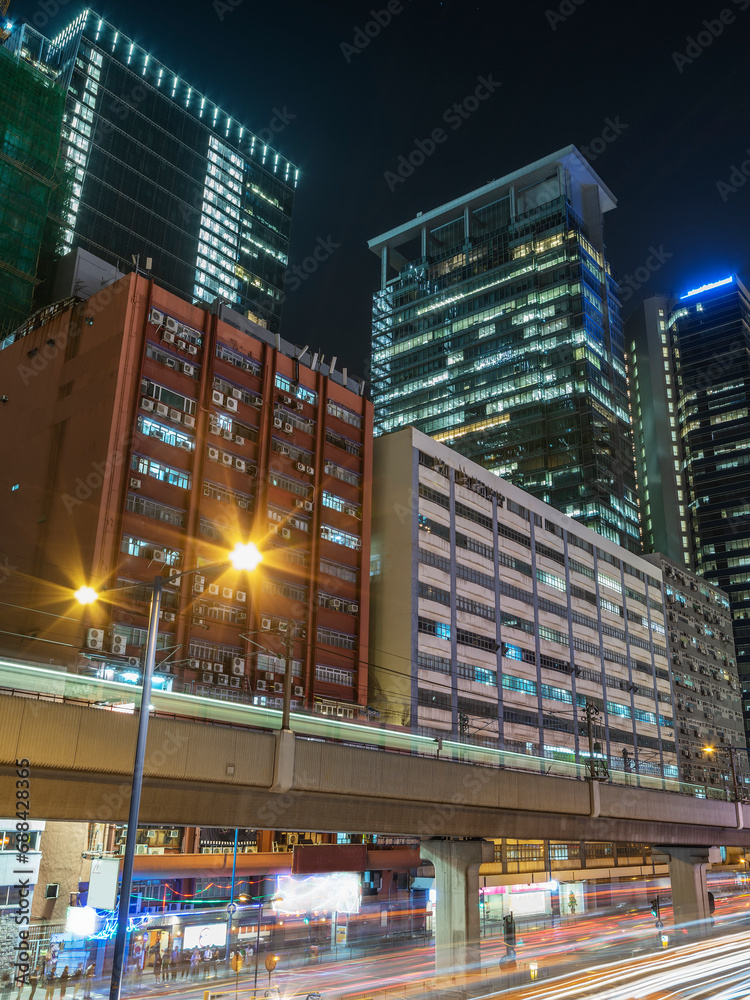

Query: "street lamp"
<box><xmin>76</xmin><ymin>541</ymin><xmax>263</xmax><ymax>1000</ymax></box>
<box><xmin>704</xmin><ymin>745</ymin><xmax>741</xmax><ymax>802</ymax></box>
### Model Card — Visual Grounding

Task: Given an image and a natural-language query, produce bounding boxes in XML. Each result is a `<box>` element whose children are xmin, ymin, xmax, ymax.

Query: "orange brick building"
<box><xmin>0</xmin><ymin>272</ymin><xmax>371</xmax><ymax>715</ymax></box>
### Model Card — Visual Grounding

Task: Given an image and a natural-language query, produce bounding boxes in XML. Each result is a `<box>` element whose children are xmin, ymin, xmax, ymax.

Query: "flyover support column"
<box><xmin>420</xmin><ymin>839</ymin><xmax>493</xmax><ymax>974</ymax></box>
<box><xmin>662</xmin><ymin>846</ymin><xmax>713</xmax><ymax>940</ymax></box>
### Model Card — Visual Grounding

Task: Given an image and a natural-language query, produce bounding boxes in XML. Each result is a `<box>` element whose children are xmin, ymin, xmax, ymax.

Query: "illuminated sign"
<box><xmin>183</xmin><ymin>924</ymin><xmax>227</xmax><ymax>950</ymax></box>
<box><xmin>275</xmin><ymin>873</ymin><xmax>361</xmax><ymax>915</ymax></box>
<box><xmin>680</xmin><ymin>276</ymin><xmax>733</xmax><ymax>299</ymax></box>
<box><xmin>481</xmin><ymin>880</ymin><xmax>558</xmax><ymax>895</ymax></box>
<box><xmin>66</xmin><ymin>907</ymin><xmax>99</xmax><ymax>937</ymax></box>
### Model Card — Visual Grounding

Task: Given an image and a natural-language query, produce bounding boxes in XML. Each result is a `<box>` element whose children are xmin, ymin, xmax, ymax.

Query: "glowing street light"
<box><xmin>75</xmin><ymin>541</ymin><xmax>263</xmax><ymax>1000</ymax></box>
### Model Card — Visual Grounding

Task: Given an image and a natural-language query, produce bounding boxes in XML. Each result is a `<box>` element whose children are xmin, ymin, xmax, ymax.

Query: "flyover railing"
<box><xmin>0</xmin><ymin>658</ymin><xmax>729</xmax><ymax>800</ymax></box>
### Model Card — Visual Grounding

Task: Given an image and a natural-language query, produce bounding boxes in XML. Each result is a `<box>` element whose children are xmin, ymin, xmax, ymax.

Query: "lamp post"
<box><xmin>704</xmin><ymin>745</ymin><xmax>741</xmax><ymax>802</ymax></box>
<box><xmin>76</xmin><ymin>542</ymin><xmax>262</xmax><ymax>1000</ymax></box>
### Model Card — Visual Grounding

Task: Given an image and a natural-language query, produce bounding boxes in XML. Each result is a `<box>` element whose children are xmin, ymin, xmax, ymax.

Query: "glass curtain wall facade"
<box><xmin>5</xmin><ymin>12</ymin><xmax>297</xmax><ymax>331</ymax></box>
<box><xmin>669</xmin><ymin>277</ymin><xmax>750</xmax><ymax>731</ymax></box>
<box><xmin>369</xmin><ymin>147</ymin><xmax>639</xmax><ymax>553</ymax></box>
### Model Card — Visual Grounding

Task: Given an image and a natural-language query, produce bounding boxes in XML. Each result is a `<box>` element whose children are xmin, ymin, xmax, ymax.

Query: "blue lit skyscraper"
<box><xmin>369</xmin><ymin>147</ymin><xmax>639</xmax><ymax>551</ymax></box>
<box><xmin>4</xmin><ymin>11</ymin><xmax>297</xmax><ymax>330</ymax></box>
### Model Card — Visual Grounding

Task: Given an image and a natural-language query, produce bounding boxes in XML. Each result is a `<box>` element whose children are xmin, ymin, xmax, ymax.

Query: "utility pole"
<box><xmin>583</xmin><ymin>701</ymin><xmax>608</xmax><ymax>781</ymax></box>
<box><xmin>458</xmin><ymin>712</ymin><xmax>469</xmax><ymax>742</ymax></box>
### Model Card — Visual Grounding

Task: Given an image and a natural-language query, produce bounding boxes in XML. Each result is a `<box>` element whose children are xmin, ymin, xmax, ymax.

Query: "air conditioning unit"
<box><xmin>222</xmin><ymin>429</ymin><xmax>232</xmax><ymax>440</ymax></box>
<box><xmin>162</xmin><ymin>331</ymin><xmax>175</xmax><ymax>344</ymax></box>
<box><xmin>226</xmin><ymin>398</ymin><xmax>238</xmax><ymax>412</ymax></box>
<box><xmin>273</xmin><ymin>683</ymin><xmax>284</xmax><ymax>694</ymax></box>
<box><xmin>130</xmin><ymin>478</ymin><xmax>142</xmax><ymax>489</ymax></box>
<box><xmin>284</xmin><ymin>422</ymin><xmax>293</xmax><ymax>434</ymax></box>
<box><xmin>279</xmin><ymin>446</ymin><xmax>290</xmax><ymax>457</ymax></box>
<box><xmin>208</xmin><ymin>447</ymin><xmax>219</xmax><ymax>460</ymax></box>
<box><xmin>189</xmin><ymin>659</ymin><xmax>201</xmax><ymax>670</ymax></box>
<box><xmin>330</xmin><ymin>599</ymin><xmax>341</xmax><ymax>610</ymax></box>
<box><xmin>304</xmin><ymin>501</ymin><xmax>313</xmax><ymax>511</ymax></box>
<box><xmin>163</xmin><ymin>612</ymin><xmax>176</xmax><ymax>622</ymax></box>
<box><xmin>156</xmin><ymin>402</ymin><xmax>169</xmax><ymax>416</ymax></box>
<box><xmin>152</xmin><ymin>550</ymin><xmax>167</xmax><ymax>562</ymax></box>
<box><xmin>236</xmin><ymin>590</ymin><xmax>247</xmax><ymax>602</ymax></box>
<box><xmin>281</xmin><ymin>528</ymin><xmax>291</xmax><ymax>539</ymax></box>
<box><xmin>176</xmin><ymin>339</ymin><xmax>187</xmax><ymax>352</ymax></box>
<box><xmin>170</xmin><ymin>409</ymin><xmax>181</xmax><ymax>422</ymax></box>
<box><xmin>212</xmin><ymin>390</ymin><xmax>224</xmax><ymax>405</ymax></box>
<box><xmin>127</xmin><ymin>656</ymin><xmax>140</xmax><ymax>668</ymax></box>
<box><xmin>86</xmin><ymin>628</ymin><xmax>104</xmax><ymax>650</ymax></box>
<box><xmin>208</xmin><ymin>584</ymin><xmax>220</xmax><ymax>595</ymax></box>
<box><xmin>306</xmin><ymin>466</ymin><xmax>314</xmax><ymax>475</ymax></box>
<box><xmin>349</xmin><ymin>603</ymin><xmax>359</xmax><ymax>615</ymax></box>
<box><xmin>295</xmin><ymin>499</ymin><xmax>305</xmax><ymax>508</ymax></box>
<box><xmin>277</xmin><ymin>619</ymin><xmax>288</xmax><ymax>632</ymax></box>
<box><xmin>111</xmin><ymin>633</ymin><xmax>128</xmax><ymax>654</ymax></box>
<box><xmin>256</xmin><ymin>680</ymin><xmax>267</xmax><ymax>691</ymax></box>
<box><xmin>296</xmin><ymin>462</ymin><xmax>306</xmax><ymax>472</ymax></box>
<box><xmin>222</xmin><ymin>453</ymin><xmax>233</xmax><ymax>465</ymax></box>
<box><xmin>296</xmin><ymin>401</ymin><xmax>303</xmax><ymax>411</ymax></box>
<box><xmin>230</xmin><ymin>677</ymin><xmax>240</xmax><ymax>688</ymax></box>
<box><xmin>141</xmin><ymin>398</ymin><xmax>154</xmax><ymax>411</ymax></box>
<box><xmin>164</xmin><ymin>358</ymin><xmax>177</xmax><ymax>369</ymax></box>
<box><xmin>294</xmin><ymin>686</ymin><xmax>304</xmax><ymax>697</ymax></box>
<box><xmin>194</xmin><ymin>575</ymin><xmax>205</xmax><ymax>591</ymax></box>
<box><xmin>217</xmin><ymin>674</ymin><xmax>229</xmax><ymax>686</ymax></box>
<box><xmin>165</xmin><ymin>317</ymin><xmax>179</xmax><ymax>333</ymax></box>
<box><xmin>202</xmin><ymin>661</ymin><xmax>213</xmax><ymax>671</ymax></box>
<box><xmin>231</xmin><ymin>656</ymin><xmax>244</xmax><ymax>673</ymax></box>
<box><xmin>237</xmin><ymin>499</ymin><xmax>248</xmax><ymax>510</ymax></box>
<box><xmin>202</xmin><ymin>672</ymin><xmax>213</xmax><ymax>683</ymax></box>
<box><xmin>235</xmin><ymin>435</ymin><xmax>245</xmax><ymax>446</ymax></box>
<box><xmin>222</xmin><ymin>587</ymin><xmax>233</xmax><ymax>599</ymax></box>
<box><xmin>135</xmin><ymin>844</ymin><xmax>149</xmax><ymax>855</ymax></box>
<box><xmin>251</xmin><ymin>395</ymin><xmax>261</xmax><ymax>406</ymax></box>
<box><xmin>265</xmin><ymin>671</ymin><xmax>275</xmax><ymax>681</ymax></box>
<box><xmin>235</xmin><ymin>459</ymin><xmax>246</xmax><ymax>471</ymax></box>
<box><xmin>261</xmin><ymin>616</ymin><xmax>272</xmax><ymax>630</ymax></box>
<box><xmin>149</xmin><ymin>307</ymin><xmax>164</xmax><ymax>326</ymax></box>
<box><xmin>183</xmin><ymin>363</ymin><xmax>195</xmax><ymax>377</ymax></box>
<box><xmin>273</xmin><ymin>417</ymin><xmax>283</xmax><ymax>429</ymax></box>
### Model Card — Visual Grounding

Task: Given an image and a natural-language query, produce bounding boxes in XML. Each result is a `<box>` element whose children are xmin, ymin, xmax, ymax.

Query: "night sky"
<box><xmin>23</xmin><ymin>0</ymin><xmax>750</xmax><ymax>379</ymax></box>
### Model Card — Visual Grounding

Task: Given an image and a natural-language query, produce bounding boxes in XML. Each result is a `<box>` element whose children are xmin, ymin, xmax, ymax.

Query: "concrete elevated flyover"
<box><xmin>1</xmin><ymin>685</ymin><xmax>749</xmax><ymax>847</ymax></box>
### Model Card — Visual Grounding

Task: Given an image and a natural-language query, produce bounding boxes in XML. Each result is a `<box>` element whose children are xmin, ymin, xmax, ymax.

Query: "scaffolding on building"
<box><xmin>0</xmin><ymin>42</ymin><xmax>66</xmax><ymax>336</ymax></box>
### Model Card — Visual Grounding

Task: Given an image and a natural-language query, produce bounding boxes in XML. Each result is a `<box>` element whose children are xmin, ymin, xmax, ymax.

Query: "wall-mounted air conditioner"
<box><xmin>236</xmin><ymin>590</ymin><xmax>247</xmax><ymax>602</ymax></box>
<box><xmin>130</xmin><ymin>478</ymin><xmax>141</xmax><ymax>490</ymax></box>
<box><xmin>141</xmin><ymin>398</ymin><xmax>154</xmax><ymax>411</ymax></box>
<box><xmin>208</xmin><ymin>447</ymin><xmax>219</xmax><ymax>460</ymax></box>
<box><xmin>202</xmin><ymin>672</ymin><xmax>213</xmax><ymax>683</ymax></box>
<box><xmin>230</xmin><ymin>677</ymin><xmax>240</xmax><ymax>688</ymax></box>
<box><xmin>226</xmin><ymin>398</ymin><xmax>238</xmax><ymax>412</ymax></box>
<box><xmin>183</xmin><ymin>363</ymin><xmax>195</xmax><ymax>377</ymax></box>
<box><xmin>212</xmin><ymin>390</ymin><xmax>224</xmax><ymax>405</ymax></box>
<box><xmin>256</xmin><ymin>680</ymin><xmax>267</xmax><ymax>691</ymax></box>
<box><xmin>294</xmin><ymin>686</ymin><xmax>304</xmax><ymax>697</ymax></box>
<box><xmin>273</xmin><ymin>683</ymin><xmax>284</xmax><ymax>694</ymax></box>
<box><xmin>217</xmin><ymin>675</ymin><xmax>229</xmax><ymax>686</ymax></box>
<box><xmin>149</xmin><ymin>307</ymin><xmax>164</xmax><ymax>326</ymax></box>
<box><xmin>273</xmin><ymin>417</ymin><xmax>283</xmax><ymax>429</ymax></box>
<box><xmin>222</xmin><ymin>453</ymin><xmax>233</xmax><ymax>465</ymax></box>
<box><xmin>86</xmin><ymin>628</ymin><xmax>104</xmax><ymax>650</ymax></box>
<box><xmin>111</xmin><ymin>634</ymin><xmax>127</xmax><ymax>654</ymax></box>
<box><xmin>261</xmin><ymin>616</ymin><xmax>272</xmax><ymax>629</ymax></box>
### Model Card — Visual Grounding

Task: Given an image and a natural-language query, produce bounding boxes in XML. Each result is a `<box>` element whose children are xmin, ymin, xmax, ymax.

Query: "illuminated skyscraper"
<box><xmin>369</xmin><ymin>147</ymin><xmax>639</xmax><ymax>552</ymax></box>
<box><xmin>4</xmin><ymin>12</ymin><xmax>297</xmax><ymax>331</ymax></box>
<box><xmin>626</xmin><ymin>275</ymin><xmax>750</xmax><ymax>738</ymax></box>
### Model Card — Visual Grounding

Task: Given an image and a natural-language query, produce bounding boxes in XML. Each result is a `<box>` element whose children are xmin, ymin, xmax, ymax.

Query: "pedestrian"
<box><xmin>70</xmin><ymin>968</ymin><xmax>82</xmax><ymax>999</ymax></box>
<box><xmin>25</xmin><ymin>968</ymin><xmax>40</xmax><ymax>1000</ymax></box>
<box><xmin>170</xmin><ymin>948</ymin><xmax>179</xmax><ymax>981</ymax></box>
<box><xmin>202</xmin><ymin>947</ymin><xmax>212</xmax><ymax>979</ymax></box>
<box><xmin>1</xmin><ymin>971</ymin><xmax>13</xmax><ymax>1000</ymax></box>
<box><xmin>212</xmin><ymin>950</ymin><xmax>219</xmax><ymax>978</ymax></box>
<box><xmin>189</xmin><ymin>950</ymin><xmax>199</xmax><ymax>981</ymax></box>
<box><xmin>82</xmin><ymin>967</ymin><xmax>94</xmax><ymax>1000</ymax></box>
<box><xmin>58</xmin><ymin>968</ymin><xmax>69</xmax><ymax>1000</ymax></box>
<box><xmin>152</xmin><ymin>952</ymin><xmax>162</xmax><ymax>985</ymax></box>
<box><xmin>180</xmin><ymin>951</ymin><xmax>190</xmax><ymax>980</ymax></box>
<box><xmin>161</xmin><ymin>950</ymin><xmax>170</xmax><ymax>983</ymax></box>
<box><xmin>42</xmin><ymin>973</ymin><xmax>55</xmax><ymax>1000</ymax></box>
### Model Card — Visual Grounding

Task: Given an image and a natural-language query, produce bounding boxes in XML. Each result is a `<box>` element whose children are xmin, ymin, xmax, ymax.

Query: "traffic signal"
<box><xmin>650</xmin><ymin>898</ymin><xmax>660</xmax><ymax>918</ymax></box>
<box><xmin>502</xmin><ymin>914</ymin><xmax>516</xmax><ymax>947</ymax></box>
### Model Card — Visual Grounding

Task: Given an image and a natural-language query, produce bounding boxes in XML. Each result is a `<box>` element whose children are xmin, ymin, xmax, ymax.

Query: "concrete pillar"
<box><xmin>664</xmin><ymin>847</ymin><xmax>712</xmax><ymax>939</ymax></box>
<box><xmin>420</xmin><ymin>839</ymin><xmax>493</xmax><ymax>974</ymax></box>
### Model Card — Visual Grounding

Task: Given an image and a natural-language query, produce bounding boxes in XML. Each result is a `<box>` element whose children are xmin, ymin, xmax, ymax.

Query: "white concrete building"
<box><xmin>371</xmin><ymin>427</ymin><xmax>678</xmax><ymax>781</ymax></box>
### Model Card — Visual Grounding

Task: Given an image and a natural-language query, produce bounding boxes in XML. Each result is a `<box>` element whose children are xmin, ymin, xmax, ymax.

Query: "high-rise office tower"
<box><xmin>626</xmin><ymin>276</ymin><xmax>750</xmax><ymax>737</ymax></box>
<box><xmin>4</xmin><ymin>12</ymin><xmax>297</xmax><ymax>331</ymax></box>
<box><xmin>369</xmin><ymin>146</ymin><xmax>639</xmax><ymax>552</ymax></box>
<box><xmin>625</xmin><ymin>294</ymin><xmax>689</xmax><ymax>565</ymax></box>
<box><xmin>0</xmin><ymin>38</ymin><xmax>66</xmax><ymax>334</ymax></box>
